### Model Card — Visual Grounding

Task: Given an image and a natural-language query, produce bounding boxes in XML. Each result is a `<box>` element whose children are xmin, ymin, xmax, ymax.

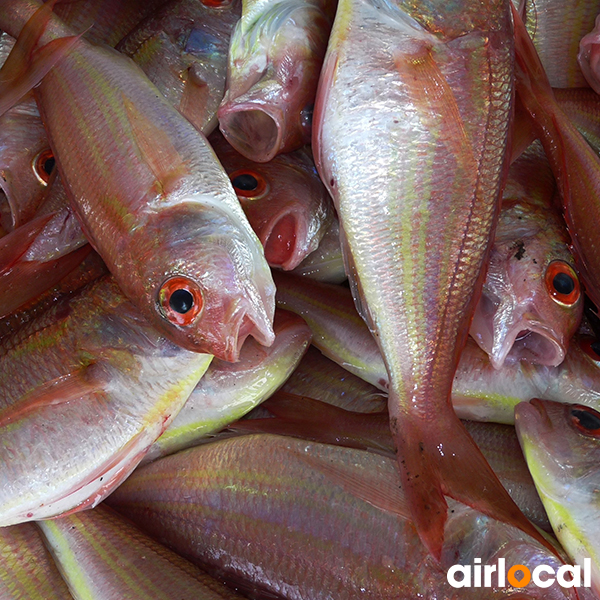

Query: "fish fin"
<box><xmin>0</xmin><ymin>213</ymin><xmax>55</xmax><ymax>275</ymax></box>
<box><xmin>231</xmin><ymin>392</ymin><xmax>393</xmax><ymax>455</ymax></box>
<box><xmin>0</xmin><ymin>244</ymin><xmax>91</xmax><ymax>320</ymax></box>
<box><xmin>293</xmin><ymin>445</ymin><xmax>410</xmax><ymax>520</ymax></box>
<box><xmin>122</xmin><ymin>95</ymin><xmax>188</xmax><ymax>198</ymax></box>
<box><xmin>179</xmin><ymin>66</ymin><xmax>209</xmax><ymax>132</ymax></box>
<box><xmin>0</xmin><ymin>363</ymin><xmax>107</xmax><ymax>428</ymax></box>
<box><xmin>0</xmin><ymin>0</ymin><xmax>85</xmax><ymax>118</ymax></box>
<box><xmin>391</xmin><ymin>400</ymin><xmax>558</xmax><ymax>561</ymax></box>
<box><xmin>395</xmin><ymin>45</ymin><xmax>477</xmax><ymax>174</ymax></box>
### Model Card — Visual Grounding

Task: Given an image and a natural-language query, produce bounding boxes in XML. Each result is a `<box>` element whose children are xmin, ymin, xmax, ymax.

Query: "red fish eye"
<box><xmin>229</xmin><ymin>170</ymin><xmax>268</xmax><ymax>199</ymax></box>
<box><xmin>158</xmin><ymin>276</ymin><xmax>203</xmax><ymax>326</ymax></box>
<box><xmin>569</xmin><ymin>404</ymin><xmax>600</xmax><ymax>436</ymax></box>
<box><xmin>581</xmin><ymin>337</ymin><xmax>600</xmax><ymax>362</ymax></box>
<box><xmin>32</xmin><ymin>148</ymin><xmax>55</xmax><ymax>185</ymax></box>
<box><xmin>544</xmin><ymin>261</ymin><xmax>580</xmax><ymax>306</ymax></box>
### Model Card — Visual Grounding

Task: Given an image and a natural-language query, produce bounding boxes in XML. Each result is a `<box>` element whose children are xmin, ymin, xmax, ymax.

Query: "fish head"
<box><xmin>131</xmin><ymin>199</ymin><xmax>276</xmax><ymax>361</ymax></box>
<box><xmin>217</xmin><ymin>4</ymin><xmax>331</xmax><ymax>161</ymax></box>
<box><xmin>516</xmin><ymin>398</ymin><xmax>600</xmax><ymax>505</ymax></box>
<box><xmin>470</xmin><ymin>201</ymin><xmax>582</xmax><ymax>370</ymax></box>
<box><xmin>211</xmin><ymin>133</ymin><xmax>333</xmax><ymax>269</ymax></box>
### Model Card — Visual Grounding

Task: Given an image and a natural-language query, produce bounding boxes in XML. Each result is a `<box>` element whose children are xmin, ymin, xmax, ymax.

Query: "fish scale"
<box><xmin>312</xmin><ymin>0</ymin><xmax>551</xmax><ymax>558</ymax></box>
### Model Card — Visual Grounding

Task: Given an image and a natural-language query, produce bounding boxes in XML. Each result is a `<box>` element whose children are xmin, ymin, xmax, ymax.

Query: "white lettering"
<box><xmin>498</xmin><ymin>558</ymin><xmax>505</xmax><ymax>587</ymax></box>
<box><xmin>584</xmin><ymin>558</ymin><xmax>592</xmax><ymax>587</ymax></box>
<box><xmin>447</xmin><ymin>565</ymin><xmax>471</xmax><ymax>588</ymax></box>
<box><xmin>532</xmin><ymin>565</ymin><xmax>555</xmax><ymax>588</ymax></box>
<box><xmin>484</xmin><ymin>564</ymin><xmax>496</xmax><ymax>587</ymax></box>
<box><xmin>557</xmin><ymin>565</ymin><xmax>581</xmax><ymax>588</ymax></box>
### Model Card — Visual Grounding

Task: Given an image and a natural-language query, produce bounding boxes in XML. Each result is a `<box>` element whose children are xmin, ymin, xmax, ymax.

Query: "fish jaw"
<box><xmin>218</xmin><ymin>1</ymin><xmax>333</xmax><ymax>161</ymax></box>
<box><xmin>129</xmin><ymin>199</ymin><xmax>275</xmax><ymax>361</ymax></box>
<box><xmin>516</xmin><ymin>399</ymin><xmax>600</xmax><ymax>595</ymax></box>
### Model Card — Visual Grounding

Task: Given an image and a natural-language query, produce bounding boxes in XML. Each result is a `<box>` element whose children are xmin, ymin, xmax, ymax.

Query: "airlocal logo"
<box><xmin>447</xmin><ymin>558</ymin><xmax>592</xmax><ymax>589</ymax></box>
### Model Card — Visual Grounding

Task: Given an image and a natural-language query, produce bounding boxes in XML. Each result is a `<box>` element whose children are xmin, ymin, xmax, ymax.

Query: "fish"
<box><xmin>469</xmin><ymin>142</ymin><xmax>582</xmax><ymax>369</ymax></box>
<box><xmin>232</xmin><ymin>392</ymin><xmax>551</xmax><ymax>531</ymax></box>
<box><xmin>0</xmin><ymin>275</ymin><xmax>212</xmax><ymax>526</ymax></box>
<box><xmin>291</xmin><ymin>216</ymin><xmax>347</xmax><ymax>284</ymax></box>
<box><xmin>515</xmin><ymin>398</ymin><xmax>600</xmax><ymax>596</ymax></box>
<box><xmin>517</xmin><ymin>0</ymin><xmax>600</xmax><ymax>88</ymax></box>
<box><xmin>0</xmin><ymin>0</ymin><xmax>276</xmax><ymax>360</ymax></box>
<box><xmin>514</xmin><ymin>4</ymin><xmax>600</xmax><ymax>311</ymax></box>
<box><xmin>553</xmin><ymin>87</ymin><xmax>600</xmax><ymax>156</ymax></box>
<box><xmin>0</xmin><ymin>522</ymin><xmax>72</xmax><ymax>599</ymax></box>
<box><xmin>313</xmin><ymin>0</ymin><xmax>570</xmax><ymax>557</ymax></box>
<box><xmin>273</xmin><ymin>272</ymin><xmax>389</xmax><ymax>390</ymax></box>
<box><xmin>217</xmin><ymin>0</ymin><xmax>336</xmax><ymax>162</ymax></box>
<box><xmin>144</xmin><ymin>308</ymin><xmax>311</xmax><ymax>462</ymax></box>
<box><xmin>280</xmin><ymin>345</ymin><xmax>387</xmax><ymax>413</ymax></box>
<box><xmin>210</xmin><ymin>132</ymin><xmax>334</xmax><ymax>270</ymax></box>
<box><xmin>38</xmin><ymin>504</ymin><xmax>244</xmax><ymax>599</ymax></box>
<box><xmin>117</xmin><ymin>0</ymin><xmax>242</xmax><ymax>135</ymax></box>
<box><xmin>0</xmin><ymin>32</ymin><xmax>55</xmax><ymax>230</ymax></box>
<box><xmin>108</xmin><ymin>434</ymin><xmax>573</xmax><ymax>600</ymax></box>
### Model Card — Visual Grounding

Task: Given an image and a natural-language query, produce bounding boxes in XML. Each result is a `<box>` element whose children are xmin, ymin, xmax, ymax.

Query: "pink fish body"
<box><xmin>312</xmin><ymin>0</ymin><xmax>544</xmax><ymax>557</ymax></box>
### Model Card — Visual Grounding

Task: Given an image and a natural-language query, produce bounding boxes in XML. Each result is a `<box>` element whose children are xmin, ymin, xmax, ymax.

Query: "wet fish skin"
<box><xmin>517</xmin><ymin>0</ymin><xmax>600</xmax><ymax>88</ymax></box>
<box><xmin>38</xmin><ymin>504</ymin><xmax>244</xmax><ymax>600</ymax></box>
<box><xmin>144</xmin><ymin>308</ymin><xmax>312</xmax><ymax>462</ymax></box>
<box><xmin>218</xmin><ymin>0</ymin><xmax>336</xmax><ymax>162</ymax></box>
<box><xmin>0</xmin><ymin>522</ymin><xmax>73</xmax><ymax>599</ymax></box>
<box><xmin>117</xmin><ymin>0</ymin><xmax>242</xmax><ymax>135</ymax></box>
<box><xmin>515</xmin><ymin>398</ymin><xmax>600</xmax><ymax>595</ymax></box>
<box><xmin>280</xmin><ymin>345</ymin><xmax>387</xmax><ymax>413</ymax></box>
<box><xmin>234</xmin><ymin>393</ymin><xmax>551</xmax><ymax>531</ymax></box>
<box><xmin>210</xmin><ymin>132</ymin><xmax>334</xmax><ymax>270</ymax></box>
<box><xmin>291</xmin><ymin>217</ymin><xmax>346</xmax><ymax>284</ymax></box>
<box><xmin>108</xmin><ymin>434</ymin><xmax>573</xmax><ymax>600</ymax></box>
<box><xmin>470</xmin><ymin>142</ymin><xmax>582</xmax><ymax>369</ymax></box>
<box><xmin>0</xmin><ymin>1</ymin><xmax>276</xmax><ymax>360</ymax></box>
<box><xmin>514</xmin><ymin>5</ymin><xmax>600</xmax><ymax>311</ymax></box>
<box><xmin>0</xmin><ymin>275</ymin><xmax>212</xmax><ymax>526</ymax></box>
<box><xmin>313</xmin><ymin>0</ymin><xmax>532</xmax><ymax>557</ymax></box>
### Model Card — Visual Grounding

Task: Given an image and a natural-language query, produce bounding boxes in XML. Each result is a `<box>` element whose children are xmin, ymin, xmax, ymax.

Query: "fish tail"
<box><xmin>0</xmin><ymin>0</ymin><xmax>85</xmax><ymax>118</ymax></box>
<box><xmin>390</xmin><ymin>397</ymin><xmax>557</xmax><ymax>560</ymax></box>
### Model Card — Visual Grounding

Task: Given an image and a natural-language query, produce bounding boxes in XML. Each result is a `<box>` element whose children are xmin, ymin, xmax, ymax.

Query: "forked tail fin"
<box><xmin>389</xmin><ymin>396</ymin><xmax>557</xmax><ymax>561</ymax></box>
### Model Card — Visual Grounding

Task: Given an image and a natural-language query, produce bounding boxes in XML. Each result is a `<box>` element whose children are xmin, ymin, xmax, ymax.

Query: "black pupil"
<box><xmin>169</xmin><ymin>289</ymin><xmax>194</xmax><ymax>314</ymax></box>
<box><xmin>232</xmin><ymin>174</ymin><xmax>258</xmax><ymax>191</ymax></box>
<box><xmin>43</xmin><ymin>157</ymin><xmax>55</xmax><ymax>176</ymax></box>
<box><xmin>572</xmin><ymin>408</ymin><xmax>600</xmax><ymax>431</ymax></box>
<box><xmin>592</xmin><ymin>341</ymin><xmax>600</xmax><ymax>356</ymax></box>
<box><xmin>553</xmin><ymin>272</ymin><xmax>575</xmax><ymax>295</ymax></box>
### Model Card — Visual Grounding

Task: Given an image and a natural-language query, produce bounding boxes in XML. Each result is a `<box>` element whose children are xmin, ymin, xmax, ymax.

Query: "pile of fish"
<box><xmin>3</xmin><ymin>0</ymin><xmax>600</xmax><ymax>597</ymax></box>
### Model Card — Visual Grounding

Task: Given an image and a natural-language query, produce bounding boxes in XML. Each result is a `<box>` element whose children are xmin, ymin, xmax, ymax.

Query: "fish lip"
<box><xmin>515</xmin><ymin>398</ymin><xmax>553</xmax><ymax>433</ymax></box>
<box><xmin>490</xmin><ymin>318</ymin><xmax>565</xmax><ymax>370</ymax></box>
<box><xmin>218</xmin><ymin>103</ymin><xmax>283</xmax><ymax>163</ymax></box>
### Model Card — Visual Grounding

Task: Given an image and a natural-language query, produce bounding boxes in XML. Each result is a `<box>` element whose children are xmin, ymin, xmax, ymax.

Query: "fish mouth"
<box><xmin>490</xmin><ymin>322</ymin><xmax>564</xmax><ymax>370</ymax></box>
<box><xmin>218</xmin><ymin>104</ymin><xmax>283</xmax><ymax>163</ymax></box>
<box><xmin>262</xmin><ymin>213</ymin><xmax>301</xmax><ymax>270</ymax></box>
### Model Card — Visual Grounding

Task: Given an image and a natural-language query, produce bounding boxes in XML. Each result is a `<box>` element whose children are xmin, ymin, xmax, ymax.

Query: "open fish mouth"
<box><xmin>490</xmin><ymin>322</ymin><xmax>564</xmax><ymax>370</ymax></box>
<box><xmin>219</xmin><ymin>102</ymin><xmax>283</xmax><ymax>163</ymax></box>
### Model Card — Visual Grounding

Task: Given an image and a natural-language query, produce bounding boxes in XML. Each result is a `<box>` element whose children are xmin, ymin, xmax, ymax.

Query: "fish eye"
<box><xmin>569</xmin><ymin>405</ymin><xmax>600</xmax><ymax>436</ymax></box>
<box><xmin>544</xmin><ymin>261</ymin><xmax>580</xmax><ymax>306</ymax></box>
<box><xmin>229</xmin><ymin>170</ymin><xmax>268</xmax><ymax>199</ymax></box>
<box><xmin>158</xmin><ymin>276</ymin><xmax>203</xmax><ymax>326</ymax></box>
<box><xmin>32</xmin><ymin>148</ymin><xmax>55</xmax><ymax>185</ymax></box>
